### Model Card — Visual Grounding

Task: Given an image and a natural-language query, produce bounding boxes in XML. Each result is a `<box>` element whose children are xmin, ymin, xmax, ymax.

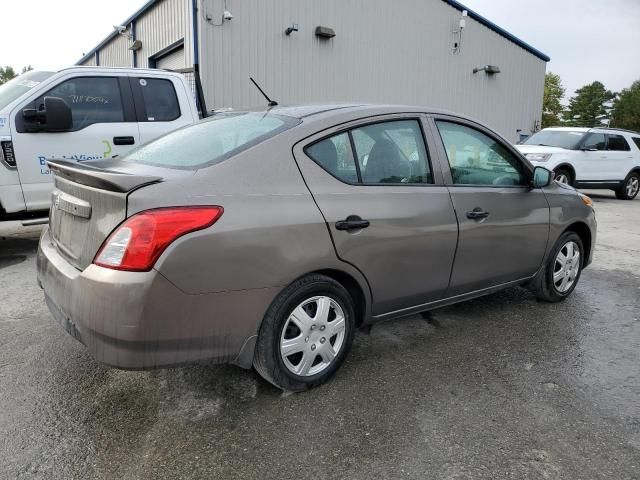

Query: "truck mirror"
<box><xmin>42</xmin><ymin>97</ymin><xmax>72</xmax><ymax>132</ymax></box>
<box><xmin>22</xmin><ymin>96</ymin><xmax>72</xmax><ymax>132</ymax></box>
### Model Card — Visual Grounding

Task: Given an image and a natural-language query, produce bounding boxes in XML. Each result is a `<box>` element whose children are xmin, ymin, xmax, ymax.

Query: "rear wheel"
<box><xmin>553</xmin><ymin>168</ymin><xmax>573</xmax><ymax>186</ymax></box>
<box><xmin>253</xmin><ymin>274</ymin><xmax>356</xmax><ymax>392</ymax></box>
<box><xmin>529</xmin><ymin>232</ymin><xmax>584</xmax><ymax>302</ymax></box>
<box><xmin>614</xmin><ymin>172</ymin><xmax>640</xmax><ymax>200</ymax></box>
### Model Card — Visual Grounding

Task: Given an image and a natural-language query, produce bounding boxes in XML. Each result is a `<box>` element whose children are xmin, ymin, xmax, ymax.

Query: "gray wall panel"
<box><xmin>199</xmin><ymin>0</ymin><xmax>545</xmax><ymax>140</ymax></box>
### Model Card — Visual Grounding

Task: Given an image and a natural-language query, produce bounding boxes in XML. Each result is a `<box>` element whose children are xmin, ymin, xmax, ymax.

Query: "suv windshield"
<box><xmin>523</xmin><ymin>130</ymin><xmax>586</xmax><ymax>150</ymax></box>
<box><xmin>124</xmin><ymin>112</ymin><xmax>301</xmax><ymax>170</ymax></box>
<box><xmin>0</xmin><ymin>70</ymin><xmax>54</xmax><ymax>111</ymax></box>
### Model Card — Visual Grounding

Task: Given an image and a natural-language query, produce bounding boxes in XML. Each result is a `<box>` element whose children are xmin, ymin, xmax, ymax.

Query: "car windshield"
<box><xmin>0</xmin><ymin>70</ymin><xmax>54</xmax><ymax>111</ymax></box>
<box><xmin>123</xmin><ymin>112</ymin><xmax>301</xmax><ymax>170</ymax></box>
<box><xmin>522</xmin><ymin>130</ymin><xmax>586</xmax><ymax>150</ymax></box>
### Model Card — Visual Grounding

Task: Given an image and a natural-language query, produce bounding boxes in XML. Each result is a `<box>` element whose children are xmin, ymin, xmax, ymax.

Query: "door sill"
<box><xmin>372</xmin><ymin>276</ymin><xmax>534</xmax><ymax>322</ymax></box>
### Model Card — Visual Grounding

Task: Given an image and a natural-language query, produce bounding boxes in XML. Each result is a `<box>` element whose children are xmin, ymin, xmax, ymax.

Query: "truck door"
<box><xmin>130</xmin><ymin>75</ymin><xmax>195</xmax><ymax>145</ymax></box>
<box><xmin>11</xmin><ymin>75</ymin><xmax>139</xmax><ymax>211</ymax></box>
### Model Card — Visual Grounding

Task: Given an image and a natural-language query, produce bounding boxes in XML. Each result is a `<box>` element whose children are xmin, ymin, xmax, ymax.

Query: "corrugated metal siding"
<box><xmin>135</xmin><ymin>0</ymin><xmax>192</xmax><ymax>68</ymax></box>
<box><xmin>84</xmin><ymin>0</ymin><xmax>192</xmax><ymax>70</ymax></box>
<box><xmin>199</xmin><ymin>0</ymin><xmax>545</xmax><ymax>140</ymax></box>
<box><xmin>99</xmin><ymin>29</ymin><xmax>134</xmax><ymax>67</ymax></box>
<box><xmin>80</xmin><ymin>55</ymin><xmax>97</xmax><ymax>66</ymax></box>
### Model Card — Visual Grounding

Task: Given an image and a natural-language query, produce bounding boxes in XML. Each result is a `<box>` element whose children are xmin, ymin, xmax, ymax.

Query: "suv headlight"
<box><xmin>525</xmin><ymin>153</ymin><xmax>552</xmax><ymax>162</ymax></box>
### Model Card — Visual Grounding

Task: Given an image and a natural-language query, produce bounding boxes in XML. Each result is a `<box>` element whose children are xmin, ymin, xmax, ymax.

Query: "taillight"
<box><xmin>1</xmin><ymin>141</ymin><xmax>16</xmax><ymax>168</ymax></box>
<box><xmin>94</xmin><ymin>206</ymin><xmax>223</xmax><ymax>272</ymax></box>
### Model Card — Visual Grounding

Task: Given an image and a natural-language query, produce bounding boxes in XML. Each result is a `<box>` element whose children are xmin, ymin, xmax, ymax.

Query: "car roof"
<box><xmin>226</xmin><ymin>103</ymin><xmax>466</xmax><ymax>121</ymax></box>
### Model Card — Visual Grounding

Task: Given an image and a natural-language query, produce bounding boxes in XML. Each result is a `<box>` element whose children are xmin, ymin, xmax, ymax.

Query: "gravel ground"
<box><xmin>0</xmin><ymin>190</ymin><xmax>638</xmax><ymax>480</ymax></box>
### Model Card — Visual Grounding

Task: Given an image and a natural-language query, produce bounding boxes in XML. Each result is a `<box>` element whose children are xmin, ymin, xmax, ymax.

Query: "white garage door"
<box><xmin>155</xmin><ymin>47</ymin><xmax>185</xmax><ymax>70</ymax></box>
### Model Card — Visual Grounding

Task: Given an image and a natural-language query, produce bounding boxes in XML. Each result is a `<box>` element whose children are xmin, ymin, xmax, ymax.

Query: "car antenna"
<box><xmin>249</xmin><ymin>77</ymin><xmax>278</xmax><ymax>107</ymax></box>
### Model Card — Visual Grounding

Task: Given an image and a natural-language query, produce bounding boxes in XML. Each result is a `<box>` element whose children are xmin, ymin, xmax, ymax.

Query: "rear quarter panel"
<box><xmin>126</xmin><ymin>128</ymin><xmax>372</xmax><ymax>309</ymax></box>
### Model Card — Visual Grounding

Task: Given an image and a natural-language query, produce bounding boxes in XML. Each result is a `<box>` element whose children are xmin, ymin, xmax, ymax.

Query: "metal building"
<box><xmin>77</xmin><ymin>0</ymin><xmax>549</xmax><ymax>141</ymax></box>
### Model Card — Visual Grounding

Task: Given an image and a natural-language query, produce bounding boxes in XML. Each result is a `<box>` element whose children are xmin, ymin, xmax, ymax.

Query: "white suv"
<box><xmin>516</xmin><ymin>127</ymin><xmax>640</xmax><ymax>200</ymax></box>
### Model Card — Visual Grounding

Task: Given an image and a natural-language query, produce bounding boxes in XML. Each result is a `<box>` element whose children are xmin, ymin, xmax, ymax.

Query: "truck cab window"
<box><xmin>138</xmin><ymin>78</ymin><xmax>181</xmax><ymax>122</ymax></box>
<box><xmin>34</xmin><ymin>77</ymin><xmax>124</xmax><ymax>131</ymax></box>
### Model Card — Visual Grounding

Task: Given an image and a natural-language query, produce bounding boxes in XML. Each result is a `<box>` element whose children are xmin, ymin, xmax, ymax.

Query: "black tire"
<box><xmin>253</xmin><ymin>274</ymin><xmax>356</xmax><ymax>392</ymax></box>
<box><xmin>553</xmin><ymin>168</ymin><xmax>573</xmax><ymax>186</ymax></box>
<box><xmin>528</xmin><ymin>231</ymin><xmax>584</xmax><ymax>302</ymax></box>
<box><xmin>614</xmin><ymin>172</ymin><xmax>640</xmax><ymax>200</ymax></box>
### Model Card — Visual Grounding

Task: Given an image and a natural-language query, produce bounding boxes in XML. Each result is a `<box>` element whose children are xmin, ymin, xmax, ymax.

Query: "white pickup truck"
<box><xmin>0</xmin><ymin>67</ymin><xmax>200</xmax><ymax>223</ymax></box>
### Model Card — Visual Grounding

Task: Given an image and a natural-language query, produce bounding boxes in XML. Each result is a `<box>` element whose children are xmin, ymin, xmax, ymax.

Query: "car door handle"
<box><xmin>335</xmin><ymin>215</ymin><xmax>370</xmax><ymax>231</ymax></box>
<box><xmin>466</xmin><ymin>208</ymin><xmax>490</xmax><ymax>220</ymax></box>
<box><xmin>113</xmin><ymin>136</ymin><xmax>135</xmax><ymax>146</ymax></box>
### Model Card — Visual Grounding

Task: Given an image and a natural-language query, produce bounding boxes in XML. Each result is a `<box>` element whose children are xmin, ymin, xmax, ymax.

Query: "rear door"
<box><xmin>293</xmin><ymin>114</ymin><xmax>458</xmax><ymax>316</ymax></box>
<box><xmin>431</xmin><ymin>116</ymin><xmax>549</xmax><ymax>296</ymax></box>
<box><xmin>130</xmin><ymin>75</ymin><xmax>194</xmax><ymax>145</ymax></box>
<box><xmin>604</xmin><ymin>134</ymin><xmax>634</xmax><ymax>180</ymax></box>
<box><xmin>11</xmin><ymin>74</ymin><xmax>140</xmax><ymax>211</ymax></box>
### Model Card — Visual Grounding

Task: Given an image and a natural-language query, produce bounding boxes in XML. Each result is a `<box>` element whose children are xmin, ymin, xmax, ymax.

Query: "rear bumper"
<box><xmin>37</xmin><ymin>227</ymin><xmax>277</xmax><ymax>369</ymax></box>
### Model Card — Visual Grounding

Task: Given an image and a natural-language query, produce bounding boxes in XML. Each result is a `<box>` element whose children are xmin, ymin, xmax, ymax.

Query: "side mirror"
<box><xmin>22</xmin><ymin>96</ymin><xmax>72</xmax><ymax>132</ymax></box>
<box><xmin>532</xmin><ymin>166</ymin><xmax>553</xmax><ymax>188</ymax></box>
<box><xmin>581</xmin><ymin>146</ymin><xmax>598</xmax><ymax>152</ymax></box>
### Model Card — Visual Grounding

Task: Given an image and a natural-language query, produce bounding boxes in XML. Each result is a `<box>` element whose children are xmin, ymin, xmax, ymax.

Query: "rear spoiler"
<box><xmin>47</xmin><ymin>159</ymin><xmax>162</xmax><ymax>193</ymax></box>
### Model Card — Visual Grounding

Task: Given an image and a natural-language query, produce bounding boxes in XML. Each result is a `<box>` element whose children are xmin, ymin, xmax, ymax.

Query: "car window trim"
<box><xmin>428</xmin><ymin>114</ymin><xmax>533</xmax><ymax>188</ymax></box>
<box><xmin>302</xmin><ymin>115</ymin><xmax>437</xmax><ymax>187</ymax></box>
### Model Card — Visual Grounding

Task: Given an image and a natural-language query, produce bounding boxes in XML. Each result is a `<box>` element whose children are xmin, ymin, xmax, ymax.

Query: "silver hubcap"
<box><xmin>555</xmin><ymin>173</ymin><xmax>569</xmax><ymax>184</ymax></box>
<box><xmin>280</xmin><ymin>296</ymin><xmax>346</xmax><ymax>377</ymax></box>
<box><xmin>553</xmin><ymin>241</ymin><xmax>580</xmax><ymax>293</ymax></box>
<box><xmin>626</xmin><ymin>177</ymin><xmax>639</xmax><ymax>197</ymax></box>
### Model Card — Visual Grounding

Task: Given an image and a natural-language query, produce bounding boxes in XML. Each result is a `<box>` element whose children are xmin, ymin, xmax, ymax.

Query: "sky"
<box><xmin>1</xmin><ymin>0</ymin><xmax>639</xmax><ymax>100</ymax></box>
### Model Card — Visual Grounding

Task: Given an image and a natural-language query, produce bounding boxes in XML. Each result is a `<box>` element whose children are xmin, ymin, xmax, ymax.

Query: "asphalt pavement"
<box><xmin>0</xmin><ymin>191</ymin><xmax>638</xmax><ymax>479</ymax></box>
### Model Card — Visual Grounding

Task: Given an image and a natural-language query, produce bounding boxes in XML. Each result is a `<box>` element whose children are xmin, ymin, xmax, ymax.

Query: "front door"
<box><xmin>294</xmin><ymin>115</ymin><xmax>458</xmax><ymax>316</ymax></box>
<box><xmin>11</xmin><ymin>75</ymin><xmax>139</xmax><ymax>211</ymax></box>
<box><xmin>431</xmin><ymin>117</ymin><xmax>550</xmax><ymax>296</ymax></box>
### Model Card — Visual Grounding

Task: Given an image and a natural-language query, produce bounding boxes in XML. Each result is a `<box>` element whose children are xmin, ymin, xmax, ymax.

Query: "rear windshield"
<box><xmin>124</xmin><ymin>112</ymin><xmax>300</xmax><ymax>169</ymax></box>
<box><xmin>0</xmin><ymin>70</ymin><xmax>54</xmax><ymax>111</ymax></box>
<box><xmin>522</xmin><ymin>130</ymin><xmax>586</xmax><ymax>149</ymax></box>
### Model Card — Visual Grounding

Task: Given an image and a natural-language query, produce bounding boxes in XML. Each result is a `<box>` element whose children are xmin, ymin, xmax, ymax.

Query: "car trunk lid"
<box><xmin>47</xmin><ymin>159</ymin><xmax>163</xmax><ymax>271</ymax></box>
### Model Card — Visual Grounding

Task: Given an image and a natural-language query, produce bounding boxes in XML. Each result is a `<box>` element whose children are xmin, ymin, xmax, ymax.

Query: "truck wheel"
<box><xmin>614</xmin><ymin>172</ymin><xmax>640</xmax><ymax>200</ymax></box>
<box><xmin>553</xmin><ymin>168</ymin><xmax>573</xmax><ymax>186</ymax></box>
<box><xmin>528</xmin><ymin>232</ymin><xmax>584</xmax><ymax>302</ymax></box>
<box><xmin>253</xmin><ymin>274</ymin><xmax>356</xmax><ymax>392</ymax></box>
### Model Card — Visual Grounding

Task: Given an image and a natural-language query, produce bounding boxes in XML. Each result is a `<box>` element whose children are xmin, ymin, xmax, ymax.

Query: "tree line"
<box><xmin>0</xmin><ymin>65</ymin><xmax>33</xmax><ymax>85</ymax></box>
<box><xmin>543</xmin><ymin>73</ymin><xmax>640</xmax><ymax>132</ymax></box>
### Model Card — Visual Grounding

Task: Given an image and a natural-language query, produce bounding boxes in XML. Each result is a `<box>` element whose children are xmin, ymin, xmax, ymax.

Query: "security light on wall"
<box><xmin>473</xmin><ymin>65</ymin><xmax>501</xmax><ymax>75</ymax></box>
<box><xmin>113</xmin><ymin>25</ymin><xmax>132</xmax><ymax>40</ymax></box>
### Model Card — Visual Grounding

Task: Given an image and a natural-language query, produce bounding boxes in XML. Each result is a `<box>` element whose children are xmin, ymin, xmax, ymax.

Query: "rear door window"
<box><xmin>137</xmin><ymin>78</ymin><xmax>180</xmax><ymax>122</ymax></box>
<box><xmin>606</xmin><ymin>134</ymin><xmax>631</xmax><ymax>151</ymax></box>
<box><xmin>633</xmin><ymin>137</ymin><xmax>640</xmax><ymax>150</ymax></box>
<box><xmin>351</xmin><ymin>120</ymin><xmax>432</xmax><ymax>184</ymax></box>
<box><xmin>305</xmin><ymin>133</ymin><xmax>358</xmax><ymax>183</ymax></box>
<box><xmin>305</xmin><ymin>119</ymin><xmax>433</xmax><ymax>185</ymax></box>
<box><xmin>33</xmin><ymin>76</ymin><xmax>125</xmax><ymax>131</ymax></box>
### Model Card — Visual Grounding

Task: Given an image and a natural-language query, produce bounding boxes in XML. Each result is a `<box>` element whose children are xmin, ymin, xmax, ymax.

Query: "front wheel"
<box><xmin>553</xmin><ymin>168</ymin><xmax>573</xmax><ymax>186</ymax></box>
<box><xmin>528</xmin><ymin>232</ymin><xmax>584</xmax><ymax>302</ymax></box>
<box><xmin>614</xmin><ymin>172</ymin><xmax>640</xmax><ymax>200</ymax></box>
<box><xmin>253</xmin><ymin>274</ymin><xmax>356</xmax><ymax>392</ymax></box>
